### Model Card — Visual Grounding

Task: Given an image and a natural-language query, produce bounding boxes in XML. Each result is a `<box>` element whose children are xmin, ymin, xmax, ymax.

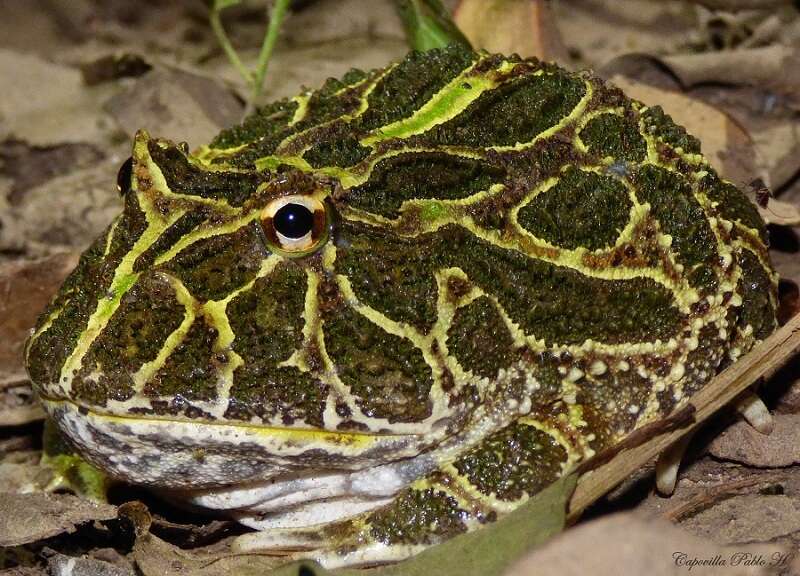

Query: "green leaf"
<box><xmin>394</xmin><ymin>0</ymin><xmax>472</xmax><ymax>52</ymax></box>
<box><xmin>212</xmin><ymin>0</ymin><xmax>242</xmax><ymax>12</ymax></box>
<box><xmin>266</xmin><ymin>473</ymin><xmax>577</xmax><ymax>576</ymax></box>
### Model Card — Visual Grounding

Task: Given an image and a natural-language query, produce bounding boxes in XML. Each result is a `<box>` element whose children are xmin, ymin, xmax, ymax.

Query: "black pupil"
<box><xmin>274</xmin><ymin>203</ymin><xmax>314</xmax><ymax>239</ymax></box>
<box><xmin>116</xmin><ymin>156</ymin><xmax>133</xmax><ymax>196</ymax></box>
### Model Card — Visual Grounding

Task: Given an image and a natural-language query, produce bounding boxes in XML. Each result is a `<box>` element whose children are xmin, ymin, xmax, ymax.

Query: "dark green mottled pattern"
<box><xmin>442</xmin><ymin>226</ymin><xmax>683</xmax><ymax>345</ymax></box>
<box><xmin>580</xmin><ymin>112</ymin><xmax>646</xmax><ymax>162</ymax></box>
<box><xmin>324</xmin><ymin>306</ymin><xmax>433</xmax><ymax>423</ymax></box>
<box><xmin>369</xmin><ymin>488</ymin><xmax>468</xmax><ymax>545</ymax></box>
<box><xmin>634</xmin><ymin>165</ymin><xmax>718</xmax><ymax>289</ymax></box>
<box><xmin>210</xmin><ymin>99</ymin><xmax>298</xmax><ymax>150</ymax></box>
<box><xmin>148</xmin><ymin>142</ymin><xmax>261</xmax><ymax>206</ymax></box>
<box><xmin>346</xmin><ymin>152</ymin><xmax>505</xmax><ymax>218</ymax></box>
<box><xmin>736</xmin><ymin>249</ymin><xmax>777</xmax><ymax>340</ymax></box>
<box><xmin>642</xmin><ymin>106</ymin><xmax>701</xmax><ymax>154</ymax></box>
<box><xmin>26</xmin><ymin>193</ymin><xmax>148</xmax><ymax>389</ymax></box>
<box><xmin>453</xmin><ymin>422</ymin><xmax>566</xmax><ymax>500</ymax></box>
<box><xmin>134</xmin><ymin>211</ymin><xmax>207</xmax><ymax>272</ymax></box>
<box><xmin>160</xmin><ymin>223</ymin><xmax>266</xmax><ymax>301</ymax></box>
<box><xmin>336</xmin><ymin>225</ymin><xmax>440</xmax><ymax>332</ymax></box>
<box><xmin>447</xmin><ymin>296</ymin><xmax>518</xmax><ymax>378</ymax></box>
<box><xmin>144</xmin><ymin>316</ymin><xmax>219</xmax><ymax>401</ymax></box>
<box><xmin>359</xmin><ymin>47</ymin><xmax>476</xmax><ymax>132</ymax></box>
<box><xmin>517</xmin><ymin>167</ymin><xmax>632</xmax><ymax>250</ymax></box>
<box><xmin>302</xmin><ymin>121</ymin><xmax>372</xmax><ymax>168</ymax></box>
<box><xmin>72</xmin><ymin>272</ymin><xmax>184</xmax><ymax>405</ymax></box>
<box><xmin>226</xmin><ymin>264</ymin><xmax>326</xmax><ymax>426</ymax></box>
<box><xmin>699</xmin><ymin>172</ymin><xmax>768</xmax><ymax>242</ymax></box>
<box><xmin>228</xmin><ymin>263</ymin><xmax>306</xmax><ymax>364</ymax></box>
<box><xmin>419</xmin><ymin>69</ymin><xmax>585</xmax><ymax>147</ymax></box>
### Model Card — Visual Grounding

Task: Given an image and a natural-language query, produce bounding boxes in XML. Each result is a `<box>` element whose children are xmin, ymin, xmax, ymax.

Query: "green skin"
<box><xmin>24</xmin><ymin>46</ymin><xmax>776</xmax><ymax>564</ymax></box>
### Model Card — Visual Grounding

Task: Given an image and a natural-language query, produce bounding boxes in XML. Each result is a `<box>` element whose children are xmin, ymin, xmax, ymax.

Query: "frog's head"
<box><xmin>24</xmin><ymin>128</ymin><xmax>505</xmax><ymax>488</ymax></box>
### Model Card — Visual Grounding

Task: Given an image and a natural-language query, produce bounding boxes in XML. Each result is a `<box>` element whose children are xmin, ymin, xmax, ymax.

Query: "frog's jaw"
<box><xmin>170</xmin><ymin>455</ymin><xmax>436</xmax><ymax>531</ymax></box>
<box><xmin>43</xmin><ymin>399</ymin><xmax>428</xmax><ymax>489</ymax></box>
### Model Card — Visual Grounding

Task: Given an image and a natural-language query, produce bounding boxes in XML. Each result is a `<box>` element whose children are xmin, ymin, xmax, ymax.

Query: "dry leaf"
<box><xmin>104</xmin><ymin>68</ymin><xmax>244</xmax><ymax>149</ymax></box>
<box><xmin>758</xmin><ymin>197</ymin><xmax>800</xmax><ymax>226</ymax></box>
<box><xmin>0</xmin><ymin>49</ymin><xmax>115</xmax><ymax>146</ymax></box>
<box><xmin>0</xmin><ymin>379</ymin><xmax>43</xmax><ymax>427</ymax></box>
<box><xmin>0</xmin><ymin>253</ymin><xmax>79</xmax><ymax>380</ymax></box>
<box><xmin>708</xmin><ymin>413</ymin><xmax>800</xmax><ymax>467</ymax></box>
<box><xmin>0</xmin><ymin>492</ymin><xmax>116</xmax><ymax>547</ymax></box>
<box><xmin>661</xmin><ymin>46</ymin><xmax>800</xmax><ymax>109</ymax></box>
<box><xmin>134</xmin><ymin>533</ymin><xmax>285</xmax><ymax>576</ymax></box>
<box><xmin>505</xmin><ymin>513</ymin><xmax>786</xmax><ymax>576</ymax></box>
<box><xmin>453</xmin><ymin>0</ymin><xmax>570</xmax><ymax>64</ymax></box>
<box><xmin>680</xmin><ymin>494</ymin><xmax>800</xmax><ymax>545</ymax></box>
<box><xmin>48</xmin><ymin>553</ymin><xmax>135</xmax><ymax>576</ymax></box>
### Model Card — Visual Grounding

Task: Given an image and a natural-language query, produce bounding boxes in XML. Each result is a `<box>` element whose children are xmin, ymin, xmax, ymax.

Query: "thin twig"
<box><xmin>209</xmin><ymin>9</ymin><xmax>253</xmax><ymax>86</ymax></box>
<box><xmin>247</xmin><ymin>0</ymin><xmax>291</xmax><ymax>115</ymax></box>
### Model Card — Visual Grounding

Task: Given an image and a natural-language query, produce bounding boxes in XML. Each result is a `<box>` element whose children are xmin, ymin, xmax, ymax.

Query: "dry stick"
<box><xmin>568</xmin><ymin>312</ymin><xmax>800</xmax><ymax>521</ymax></box>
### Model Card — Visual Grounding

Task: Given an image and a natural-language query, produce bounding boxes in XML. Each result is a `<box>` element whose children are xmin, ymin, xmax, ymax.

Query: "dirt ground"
<box><xmin>1</xmin><ymin>1</ymin><xmax>800</xmax><ymax>575</ymax></box>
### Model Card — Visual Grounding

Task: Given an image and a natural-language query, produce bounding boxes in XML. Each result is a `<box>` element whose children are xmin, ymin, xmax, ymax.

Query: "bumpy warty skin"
<box><xmin>25</xmin><ymin>46</ymin><xmax>777</xmax><ymax>564</ymax></box>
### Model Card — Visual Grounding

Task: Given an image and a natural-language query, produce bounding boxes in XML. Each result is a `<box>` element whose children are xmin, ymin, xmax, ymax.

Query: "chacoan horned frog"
<box><xmin>25</xmin><ymin>47</ymin><xmax>777</xmax><ymax>567</ymax></box>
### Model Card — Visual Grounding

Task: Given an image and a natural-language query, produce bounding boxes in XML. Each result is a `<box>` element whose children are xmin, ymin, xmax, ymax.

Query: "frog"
<box><xmin>24</xmin><ymin>46</ymin><xmax>777</xmax><ymax>568</ymax></box>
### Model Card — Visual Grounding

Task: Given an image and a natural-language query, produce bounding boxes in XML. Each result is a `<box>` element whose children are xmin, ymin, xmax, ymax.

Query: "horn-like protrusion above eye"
<box><xmin>260</xmin><ymin>195</ymin><xmax>328</xmax><ymax>257</ymax></box>
<box><xmin>116</xmin><ymin>157</ymin><xmax>133</xmax><ymax>196</ymax></box>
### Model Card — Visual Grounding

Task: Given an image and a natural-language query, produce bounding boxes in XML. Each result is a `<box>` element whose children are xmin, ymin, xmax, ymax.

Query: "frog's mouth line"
<box><xmin>40</xmin><ymin>396</ymin><xmax>417</xmax><ymax>446</ymax></box>
<box><xmin>40</xmin><ymin>396</ymin><xmax>433</xmax><ymax>489</ymax></box>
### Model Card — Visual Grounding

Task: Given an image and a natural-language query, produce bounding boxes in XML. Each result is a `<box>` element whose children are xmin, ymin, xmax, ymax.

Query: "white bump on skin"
<box><xmin>566</xmin><ymin>367</ymin><xmax>584</xmax><ymax>382</ymax></box>
<box><xmin>669</xmin><ymin>362</ymin><xmax>686</xmax><ymax>381</ymax></box>
<box><xmin>588</xmin><ymin>360</ymin><xmax>607</xmax><ymax>377</ymax></box>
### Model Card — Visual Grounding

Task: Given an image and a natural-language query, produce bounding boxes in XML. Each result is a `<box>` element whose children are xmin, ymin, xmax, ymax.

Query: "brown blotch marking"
<box><xmin>446</xmin><ymin>275</ymin><xmax>471</xmax><ymax>303</ymax></box>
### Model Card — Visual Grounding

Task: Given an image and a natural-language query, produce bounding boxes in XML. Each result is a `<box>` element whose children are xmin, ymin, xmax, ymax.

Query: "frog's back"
<box><xmin>25</xmin><ymin>46</ymin><xmax>776</xmax><ymax>565</ymax></box>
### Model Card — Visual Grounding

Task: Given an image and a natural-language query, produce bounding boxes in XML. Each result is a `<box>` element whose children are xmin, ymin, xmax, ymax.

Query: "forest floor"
<box><xmin>1</xmin><ymin>1</ymin><xmax>800</xmax><ymax>575</ymax></box>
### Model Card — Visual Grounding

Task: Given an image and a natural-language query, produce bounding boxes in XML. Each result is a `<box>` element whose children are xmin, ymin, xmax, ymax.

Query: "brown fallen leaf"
<box><xmin>0</xmin><ymin>378</ymin><xmax>43</xmax><ymax>426</ymax></box>
<box><xmin>660</xmin><ymin>46</ymin><xmax>800</xmax><ymax>110</ymax></box>
<box><xmin>758</xmin><ymin>197</ymin><xmax>800</xmax><ymax>227</ymax></box>
<box><xmin>104</xmin><ymin>67</ymin><xmax>244</xmax><ymax>149</ymax></box>
<box><xmin>48</xmin><ymin>552</ymin><xmax>135</xmax><ymax>576</ymax></box>
<box><xmin>505</xmin><ymin>513</ymin><xmax>785</xmax><ymax>576</ymax></box>
<box><xmin>680</xmin><ymin>494</ymin><xmax>800</xmax><ymax>545</ymax></box>
<box><xmin>133</xmin><ymin>533</ymin><xmax>285</xmax><ymax>576</ymax></box>
<box><xmin>453</xmin><ymin>0</ymin><xmax>571</xmax><ymax>65</ymax></box>
<box><xmin>0</xmin><ymin>48</ymin><xmax>116</xmax><ymax>147</ymax></box>
<box><xmin>610</xmin><ymin>76</ymin><xmax>758</xmax><ymax>185</ymax></box>
<box><xmin>0</xmin><ymin>492</ymin><xmax>116</xmax><ymax>547</ymax></box>
<box><xmin>708</xmin><ymin>413</ymin><xmax>800</xmax><ymax>467</ymax></box>
<box><xmin>0</xmin><ymin>253</ymin><xmax>79</xmax><ymax>381</ymax></box>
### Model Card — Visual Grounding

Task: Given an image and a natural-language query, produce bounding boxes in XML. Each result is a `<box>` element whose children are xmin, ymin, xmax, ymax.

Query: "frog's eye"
<box><xmin>116</xmin><ymin>157</ymin><xmax>133</xmax><ymax>197</ymax></box>
<box><xmin>260</xmin><ymin>195</ymin><xmax>328</xmax><ymax>256</ymax></box>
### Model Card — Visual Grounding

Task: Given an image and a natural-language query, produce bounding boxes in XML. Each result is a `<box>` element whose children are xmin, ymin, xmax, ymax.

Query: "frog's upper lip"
<box><xmin>39</xmin><ymin>395</ymin><xmax>419</xmax><ymax>441</ymax></box>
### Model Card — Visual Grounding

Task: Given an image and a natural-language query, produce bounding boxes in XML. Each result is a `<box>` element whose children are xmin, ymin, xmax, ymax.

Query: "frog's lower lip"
<box><xmin>40</xmin><ymin>397</ymin><xmax>425</xmax><ymax>490</ymax></box>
